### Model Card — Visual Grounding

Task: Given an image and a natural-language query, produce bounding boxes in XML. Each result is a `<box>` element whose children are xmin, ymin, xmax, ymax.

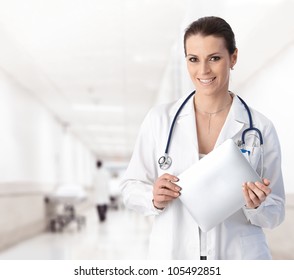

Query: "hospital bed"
<box><xmin>45</xmin><ymin>184</ymin><xmax>87</xmax><ymax>232</ymax></box>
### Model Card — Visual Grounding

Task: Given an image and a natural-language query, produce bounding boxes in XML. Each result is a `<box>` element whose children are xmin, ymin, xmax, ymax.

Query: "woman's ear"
<box><xmin>231</xmin><ymin>48</ymin><xmax>238</xmax><ymax>69</ymax></box>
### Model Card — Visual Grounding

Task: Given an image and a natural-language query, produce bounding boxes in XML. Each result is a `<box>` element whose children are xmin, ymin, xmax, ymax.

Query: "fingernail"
<box><xmin>174</xmin><ymin>177</ymin><xmax>179</xmax><ymax>182</ymax></box>
<box><xmin>175</xmin><ymin>186</ymin><xmax>181</xmax><ymax>191</ymax></box>
<box><xmin>264</xmin><ymin>179</ymin><xmax>270</xmax><ymax>185</ymax></box>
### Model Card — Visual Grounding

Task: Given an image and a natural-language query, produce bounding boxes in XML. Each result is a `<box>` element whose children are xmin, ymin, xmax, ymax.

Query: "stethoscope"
<box><xmin>158</xmin><ymin>91</ymin><xmax>264</xmax><ymax>176</ymax></box>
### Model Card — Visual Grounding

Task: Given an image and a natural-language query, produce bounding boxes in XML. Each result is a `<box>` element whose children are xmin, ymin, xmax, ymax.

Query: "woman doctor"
<box><xmin>120</xmin><ymin>16</ymin><xmax>285</xmax><ymax>259</ymax></box>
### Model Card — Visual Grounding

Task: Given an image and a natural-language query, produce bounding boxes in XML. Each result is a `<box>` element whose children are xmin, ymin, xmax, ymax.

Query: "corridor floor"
<box><xmin>0</xmin><ymin>195</ymin><xmax>293</xmax><ymax>260</ymax></box>
<box><xmin>0</xmin><ymin>207</ymin><xmax>152</xmax><ymax>260</ymax></box>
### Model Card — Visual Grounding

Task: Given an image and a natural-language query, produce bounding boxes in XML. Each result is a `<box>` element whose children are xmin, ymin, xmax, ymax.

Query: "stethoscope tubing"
<box><xmin>164</xmin><ymin>91</ymin><xmax>196</xmax><ymax>154</ymax></box>
<box><xmin>237</xmin><ymin>96</ymin><xmax>263</xmax><ymax>146</ymax></box>
<box><xmin>159</xmin><ymin>91</ymin><xmax>264</xmax><ymax>171</ymax></box>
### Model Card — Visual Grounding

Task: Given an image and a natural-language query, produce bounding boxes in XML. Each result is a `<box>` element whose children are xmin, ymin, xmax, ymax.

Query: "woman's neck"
<box><xmin>194</xmin><ymin>91</ymin><xmax>233</xmax><ymax>114</ymax></box>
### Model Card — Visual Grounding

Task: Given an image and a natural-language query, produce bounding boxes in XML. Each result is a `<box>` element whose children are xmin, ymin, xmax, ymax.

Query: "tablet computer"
<box><xmin>178</xmin><ymin>139</ymin><xmax>260</xmax><ymax>232</ymax></box>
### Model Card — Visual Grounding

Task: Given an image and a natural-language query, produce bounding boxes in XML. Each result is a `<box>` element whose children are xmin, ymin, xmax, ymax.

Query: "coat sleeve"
<box><xmin>119</xmin><ymin>108</ymin><xmax>162</xmax><ymax>216</ymax></box>
<box><xmin>242</xmin><ymin>121</ymin><xmax>285</xmax><ymax>228</ymax></box>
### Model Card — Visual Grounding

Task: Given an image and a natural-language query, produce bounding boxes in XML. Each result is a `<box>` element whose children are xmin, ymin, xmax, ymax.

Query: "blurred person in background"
<box><xmin>94</xmin><ymin>160</ymin><xmax>110</xmax><ymax>222</ymax></box>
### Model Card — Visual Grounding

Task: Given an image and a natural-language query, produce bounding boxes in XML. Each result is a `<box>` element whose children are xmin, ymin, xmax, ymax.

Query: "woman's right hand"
<box><xmin>152</xmin><ymin>173</ymin><xmax>181</xmax><ymax>210</ymax></box>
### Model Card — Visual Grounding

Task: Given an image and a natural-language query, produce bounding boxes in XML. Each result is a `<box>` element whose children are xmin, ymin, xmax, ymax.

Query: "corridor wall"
<box><xmin>0</xmin><ymin>70</ymin><xmax>95</xmax><ymax>250</ymax></box>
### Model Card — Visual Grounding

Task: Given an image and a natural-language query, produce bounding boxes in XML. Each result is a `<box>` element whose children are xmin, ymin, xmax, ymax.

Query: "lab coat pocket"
<box><xmin>242</xmin><ymin>146</ymin><xmax>261</xmax><ymax>171</ymax></box>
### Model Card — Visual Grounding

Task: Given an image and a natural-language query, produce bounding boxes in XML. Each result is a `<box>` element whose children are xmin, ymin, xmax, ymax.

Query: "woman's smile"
<box><xmin>198</xmin><ymin>77</ymin><xmax>216</xmax><ymax>85</ymax></box>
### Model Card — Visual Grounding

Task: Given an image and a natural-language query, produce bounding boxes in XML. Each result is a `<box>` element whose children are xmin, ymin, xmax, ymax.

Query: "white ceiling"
<box><xmin>0</xmin><ymin>0</ymin><xmax>188</xmax><ymax>160</ymax></box>
<box><xmin>0</xmin><ymin>0</ymin><xmax>292</xmax><ymax>161</ymax></box>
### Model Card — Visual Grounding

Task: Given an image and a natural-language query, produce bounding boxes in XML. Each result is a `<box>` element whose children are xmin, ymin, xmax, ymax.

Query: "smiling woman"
<box><xmin>185</xmin><ymin>35</ymin><xmax>236</xmax><ymax>96</ymax></box>
<box><xmin>120</xmin><ymin>16</ymin><xmax>285</xmax><ymax>260</ymax></box>
<box><xmin>185</xmin><ymin>33</ymin><xmax>237</xmax><ymax>153</ymax></box>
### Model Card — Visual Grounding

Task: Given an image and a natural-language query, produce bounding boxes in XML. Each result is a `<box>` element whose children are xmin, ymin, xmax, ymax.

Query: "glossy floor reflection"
<box><xmin>0</xmin><ymin>207</ymin><xmax>153</xmax><ymax>260</ymax></box>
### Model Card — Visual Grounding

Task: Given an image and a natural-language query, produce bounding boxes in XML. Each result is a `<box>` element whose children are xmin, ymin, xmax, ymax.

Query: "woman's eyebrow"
<box><xmin>186</xmin><ymin>52</ymin><xmax>221</xmax><ymax>57</ymax></box>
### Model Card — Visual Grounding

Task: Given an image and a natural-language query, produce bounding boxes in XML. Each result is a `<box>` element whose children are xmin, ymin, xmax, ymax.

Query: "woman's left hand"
<box><xmin>242</xmin><ymin>178</ymin><xmax>271</xmax><ymax>209</ymax></box>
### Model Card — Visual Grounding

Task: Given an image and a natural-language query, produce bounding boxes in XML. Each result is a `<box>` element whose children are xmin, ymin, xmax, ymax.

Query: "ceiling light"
<box><xmin>72</xmin><ymin>104</ymin><xmax>124</xmax><ymax>113</ymax></box>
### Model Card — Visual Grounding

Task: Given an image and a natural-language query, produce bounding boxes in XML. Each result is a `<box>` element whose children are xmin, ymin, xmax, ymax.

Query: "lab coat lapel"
<box><xmin>177</xmin><ymin>99</ymin><xmax>198</xmax><ymax>153</ymax></box>
<box><xmin>215</xmin><ymin>95</ymin><xmax>249</xmax><ymax>147</ymax></box>
<box><xmin>168</xmin><ymin>95</ymin><xmax>199</xmax><ymax>174</ymax></box>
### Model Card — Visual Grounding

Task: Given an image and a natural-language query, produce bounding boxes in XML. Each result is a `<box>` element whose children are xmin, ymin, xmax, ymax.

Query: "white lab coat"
<box><xmin>120</xmin><ymin>93</ymin><xmax>285</xmax><ymax>260</ymax></box>
<box><xmin>93</xmin><ymin>168</ymin><xmax>110</xmax><ymax>205</ymax></box>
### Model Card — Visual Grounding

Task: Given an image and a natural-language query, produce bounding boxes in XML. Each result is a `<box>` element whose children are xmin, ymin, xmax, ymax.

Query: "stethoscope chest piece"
<box><xmin>158</xmin><ymin>154</ymin><xmax>172</xmax><ymax>170</ymax></box>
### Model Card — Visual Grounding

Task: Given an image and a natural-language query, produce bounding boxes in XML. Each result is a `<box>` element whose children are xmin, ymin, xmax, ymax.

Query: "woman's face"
<box><xmin>185</xmin><ymin>34</ymin><xmax>237</xmax><ymax>96</ymax></box>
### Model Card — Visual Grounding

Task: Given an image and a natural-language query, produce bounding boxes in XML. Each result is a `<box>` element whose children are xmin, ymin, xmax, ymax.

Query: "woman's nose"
<box><xmin>200</xmin><ymin>62</ymin><xmax>211</xmax><ymax>75</ymax></box>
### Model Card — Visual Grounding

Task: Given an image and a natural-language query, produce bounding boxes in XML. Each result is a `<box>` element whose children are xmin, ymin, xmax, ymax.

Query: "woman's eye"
<box><xmin>210</xmin><ymin>56</ymin><xmax>221</xmax><ymax>61</ymax></box>
<box><xmin>189</xmin><ymin>57</ymin><xmax>198</xmax><ymax>62</ymax></box>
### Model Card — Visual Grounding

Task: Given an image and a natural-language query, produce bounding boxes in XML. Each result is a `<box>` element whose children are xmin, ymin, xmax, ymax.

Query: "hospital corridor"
<box><xmin>0</xmin><ymin>196</ymin><xmax>293</xmax><ymax>260</ymax></box>
<box><xmin>1</xmin><ymin>0</ymin><xmax>294</xmax><ymax>265</ymax></box>
<box><xmin>0</xmin><ymin>203</ymin><xmax>153</xmax><ymax>260</ymax></box>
